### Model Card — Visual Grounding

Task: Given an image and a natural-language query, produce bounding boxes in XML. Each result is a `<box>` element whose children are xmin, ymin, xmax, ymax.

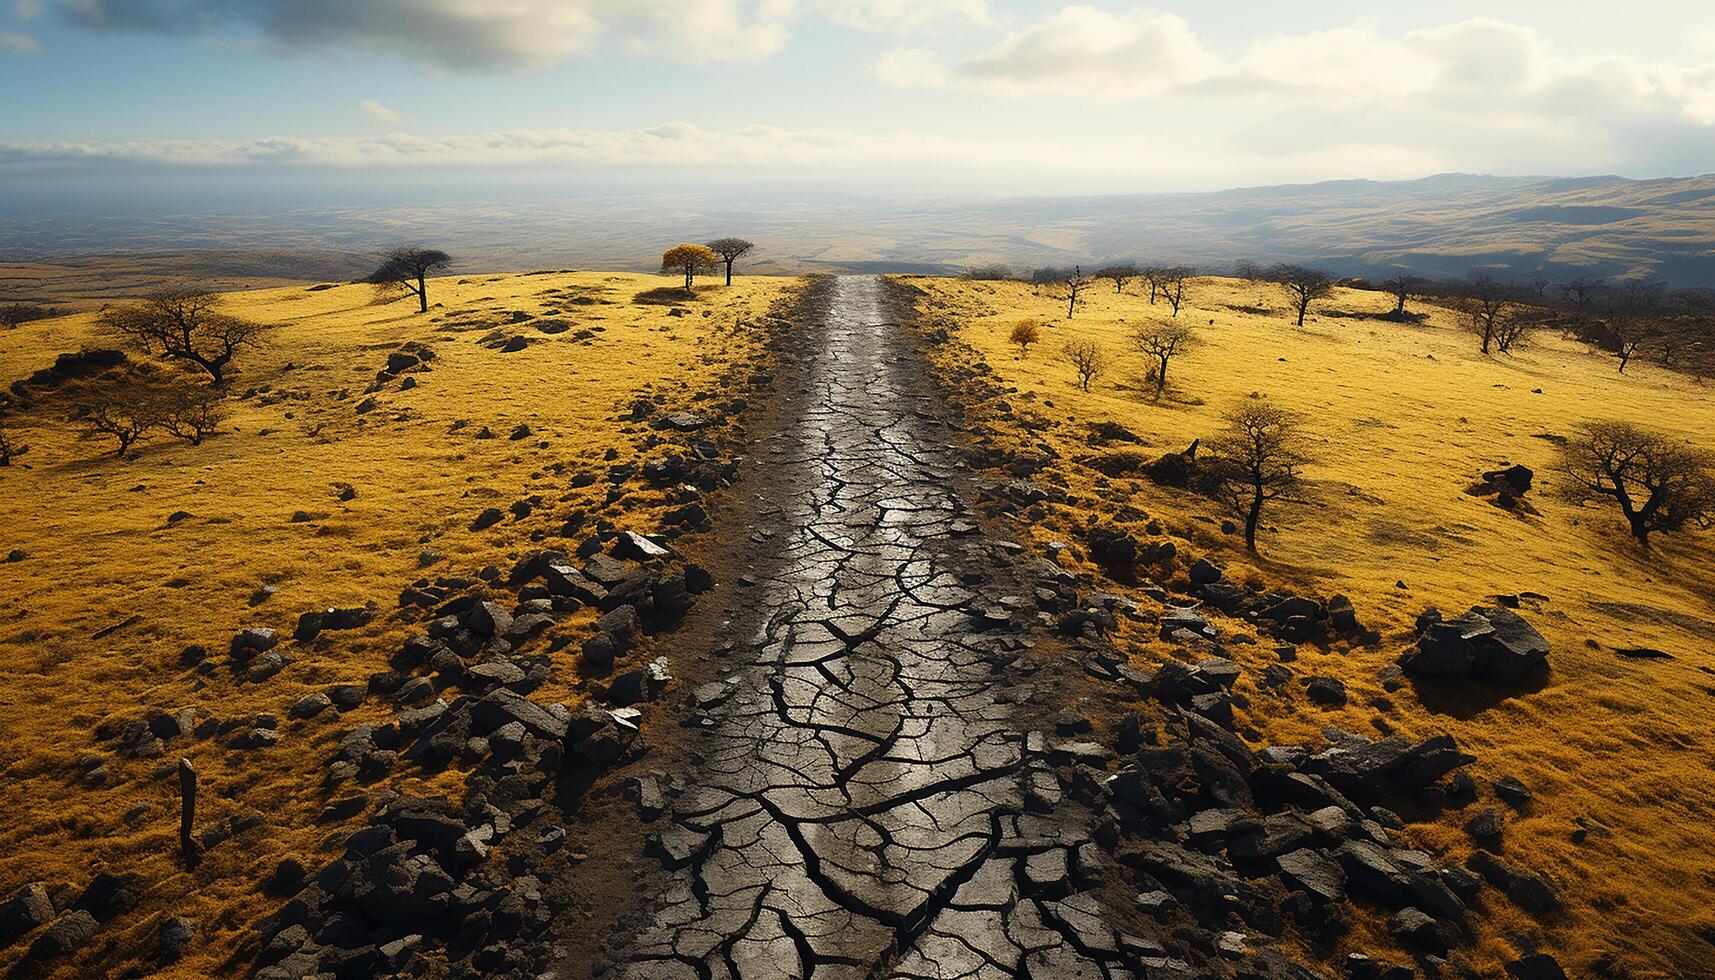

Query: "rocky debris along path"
<box><xmin>614</xmin><ymin>276</ymin><xmax>1146</xmax><ymax>978</ymax></box>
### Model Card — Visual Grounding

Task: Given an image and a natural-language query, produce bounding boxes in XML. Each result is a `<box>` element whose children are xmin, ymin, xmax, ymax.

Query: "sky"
<box><xmin>3</xmin><ymin>0</ymin><xmax>1715</xmax><ymax>204</ymax></box>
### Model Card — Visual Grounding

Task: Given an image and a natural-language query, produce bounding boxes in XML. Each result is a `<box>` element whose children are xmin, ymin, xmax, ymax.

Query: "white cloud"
<box><xmin>1</xmin><ymin>29</ymin><xmax>38</xmax><ymax>53</ymax></box>
<box><xmin>53</xmin><ymin>0</ymin><xmax>794</xmax><ymax>70</ymax></box>
<box><xmin>871</xmin><ymin>47</ymin><xmax>947</xmax><ymax>88</ymax></box>
<box><xmin>816</xmin><ymin>0</ymin><xmax>996</xmax><ymax>34</ymax></box>
<box><xmin>955</xmin><ymin>6</ymin><xmax>1215</xmax><ymax>95</ymax></box>
<box><xmin>357</xmin><ymin>99</ymin><xmax>402</xmax><ymax>123</ymax></box>
<box><xmin>611</xmin><ymin>0</ymin><xmax>787</xmax><ymax>64</ymax></box>
<box><xmin>879</xmin><ymin>11</ymin><xmax>1715</xmax><ymax>130</ymax></box>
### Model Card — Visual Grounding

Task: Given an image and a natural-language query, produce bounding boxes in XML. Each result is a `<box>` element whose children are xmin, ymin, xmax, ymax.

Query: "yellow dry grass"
<box><xmin>905</xmin><ymin>274</ymin><xmax>1715</xmax><ymax>976</ymax></box>
<box><xmin>0</xmin><ymin>270</ymin><xmax>794</xmax><ymax>978</ymax></box>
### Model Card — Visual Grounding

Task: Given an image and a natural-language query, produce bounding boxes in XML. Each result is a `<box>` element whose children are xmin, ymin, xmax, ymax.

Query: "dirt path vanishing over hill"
<box><xmin>597</xmin><ymin>276</ymin><xmax>1157</xmax><ymax>978</ymax></box>
<box><xmin>547</xmin><ymin>276</ymin><xmax>1557</xmax><ymax>980</ymax></box>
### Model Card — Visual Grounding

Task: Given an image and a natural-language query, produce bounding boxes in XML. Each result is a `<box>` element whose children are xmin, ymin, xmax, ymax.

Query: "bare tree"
<box><xmin>157</xmin><ymin>385</ymin><xmax>228</xmax><ymax>446</ymax></box>
<box><xmin>1208</xmin><ymin>400</ymin><xmax>1311</xmax><ymax>554</ymax></box>
<box><xmin>1615</xmin><ymin>324</ymin><xmax>1655</xmax><ymax>373</ymax></box>
<box><xmin>1558</xmin><ymin>420</ymin><xmax>1715</xmax><ymax>549</ymax></box>
<box><xmin>1141</xmin><ymin>265</ymin><xmax>1166</xmax><ymax>304</ymax></box>
<box><xmin>1606</xmin><ymin>281</ymin><xmax>1665</xmax><ymax>374</ymax></box>
<box><xmin>661</xmin><ymin>244</ymin><xmax>719</xmax><ymax>291</ymax></box>
<box><xmin>1492</xmin><ymin>307</ymin><xmax>1539</xmax><ymax>355</ymax></box>
<box><xmin>1529</xmin><ymin>276</ymin><xmax>1552</xmax><ymax>299</ymax></box>
<box><xmin>1456</xmin><ymin>273</ymin><xmax>1516</xmax><ymax>355</ymax></box>
<box><xmin>69</xmin><ymin>380</ymin><xmax>160</xmax><ymax>459</ymax></box>
<box><xmin>1061</xmin><ymin>338</ymin><xmax>1107</xmax><ymax>391</ymax></box>
<box><xmin>704</xmin><ymin>238</ymin><xmax>755</xmax><ymax>286</ymax></box>
<box><xmin>1130</xmin><ymin>321</ymin><xmax>1197</xmax><ymax>400</ymax></box>
<box><xmin>1560</xmin><ymin>277</ymin><xmax>1608</xmax><ymax>325</ymax></box>
<box><xmin>1158</xmin><ymin>266</ymin><xmax>1192</xmax><ymax>317</ymax></box>
<box><xmin>1380</xmin><ymin>274</ymin><xmax>1424</xmax><ymax>317</ymax></box>
<box><xmin>1010</xmin><ymin>320</ymin><xmax>1042</xmax><ymax>358</ymax></box>
<box><xmin>100</xmin><ymin>288</ymin><xmax>267</xmax><ymax>386</ymax></box>
<box><xmin>1057</xmin><ymin>266</ymin><xmax>1094</xmax><ymax>319</ymax></box>
<box><xmin>366</xmin><ymin>247</ymin><xmax>452</xmax><ymax>314</ymax></box>
<box><xmin>1095</xmin><ymin>264</ymin><xmax>1139</xmax><ymax>294</ymax></box>
<box><xmin>1267</xmin><ymin>265</ymin><xmax>1334</xmax><ymax>327</ymax></box>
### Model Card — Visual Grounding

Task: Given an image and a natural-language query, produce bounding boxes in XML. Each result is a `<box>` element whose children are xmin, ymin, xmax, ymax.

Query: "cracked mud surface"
<box><xmin>613</xmin><ymin>277</ymin><xmax>1145</xmax><ymax>979</ymax></box>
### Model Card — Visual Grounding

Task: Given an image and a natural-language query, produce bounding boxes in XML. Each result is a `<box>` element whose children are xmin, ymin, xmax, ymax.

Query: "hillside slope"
<box><xmin>903</xmin><ymin>273</ymin><xmax>1715</xmax><ymax>975</ymax></box>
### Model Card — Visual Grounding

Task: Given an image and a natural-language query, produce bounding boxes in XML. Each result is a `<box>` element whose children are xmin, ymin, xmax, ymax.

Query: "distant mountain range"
<box><xmin>4</xmin><ymin>172</ymin><xmax>1714</xmax><ymax>291</ymax></box>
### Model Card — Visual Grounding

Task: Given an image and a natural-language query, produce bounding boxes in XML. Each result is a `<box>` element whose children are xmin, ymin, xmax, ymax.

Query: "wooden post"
<box><xmin>178</xmin><ymin>758</ymin><xmax>199</xmax><ymax>868</ymax></box>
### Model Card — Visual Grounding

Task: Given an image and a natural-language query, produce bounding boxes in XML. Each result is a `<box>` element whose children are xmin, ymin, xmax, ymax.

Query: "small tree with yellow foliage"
<box><xmin>660</xmin><ymin>244</ymin><xmax>719</xmax><ymax>292</ymax></box>
<box><xmin>1010</xmin><ymin>320</ymin><xmax>1041</xmax><ymax>358</ymax></box>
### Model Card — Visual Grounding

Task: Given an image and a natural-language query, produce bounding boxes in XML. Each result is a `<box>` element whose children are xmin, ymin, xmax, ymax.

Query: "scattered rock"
<box><xmin>1400</xmin><ymin>605</ymin><xmax>1549</xmax><ymax>683</ymax></box>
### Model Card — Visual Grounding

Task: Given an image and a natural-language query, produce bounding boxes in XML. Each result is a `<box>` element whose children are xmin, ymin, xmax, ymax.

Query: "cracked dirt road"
<box><xmin>614</xmin><ymin>277</ymin><xmax>1147</xmax><ymax>979</ymax></box>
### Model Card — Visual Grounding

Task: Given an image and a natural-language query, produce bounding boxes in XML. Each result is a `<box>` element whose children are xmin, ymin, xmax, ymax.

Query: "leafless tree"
<box><xmin>1657</xmin><ymin>290</ymin><xmax>1715</xmax><ymax>371</ymax></box>
<box><xmin>1140</xmin><ymin>265</ymin><xmax>1166</xmax><ymax>304</ymax></box>
<box><xmin>1130</xmin><ymin>321</ymin><xmax>1197</xmax><ymax>400</ymax></box>
<box><xmin>1529</xmin><ymin>276</ymin><xmax>1552</xmax><ymax>299</ymax></box>
<box><xmin>1380</xmin><ymin>274</ymin><xmax>1424</xmax><ymax>317</ymax></box>
<box><xmin>1615</xmin><ymin>324</ymin><xmax>1655</xmax><ymax>373</ymax></box>
<box><xmin>1560</xmin><ymin>277</ymin><xmax>1608</xmax><ymax>325</ymax></box>
<box><xmin>1492</xmin><ymin>307</ymin><xmax>1541</xmax><ymax>355</ymax></box>
<box><xmin>157</xmin><ymin>385</ymin><xmax>228</xmax><ymax>446</ymax></box>
<box><xmin>1456</xmin><ymin>273</ymin><xmax>1516</xmax><ymax>355</ymax></box>
<box><xmin>1558</xmin><ymin>420</ymin><xmax>1715</xmax><ymax>549</ymax></box>
<box><xmin>1010</xmin><ymin>320</ymin><xmax>1041</xmax><ymax>358</ymax></box>
<box><xmin>1158</xmin><ymin>266</ymin><xmax>1192</xmax><ymax>317</ymax></box>
<box><xmin>1096</xmin><ymin>264</ymin><xmax>1139</xmax><ymax>294</ymax></box>
<box><xmin>1057</xmin><ymin>266</ymin><xmax>1094</xmax><ymax>319</ymax></box>
<box><xmin>99</xmin><ymin>288</ymin><xmax>267</xmax><ymax>386</ymax></box>
<box><xmin>69</xmin><ymin>380</ymin><xmax>160</xmax><ymax>459</ymax></box>
<box><xmin>366</xmin><ymin>247</ymin><xmax>452</xmax><ymax>313</ymax></box>
<box><xmin>1061</xmin><ymin>338</ymin><xmax>1107</xmax><ymax>391</ymax></box>
<box><xmin>1208</xmin><ymin>400</ymin><xmax>1311</xmax><ymax>554</ymax></box>
<box><xmin>704</xmin><ymin>238</ymin><xmax>755</xmax><ymax>286</ymax></box>
<box><xmin>1606</xmin><ymin>281</ymin><xmax>1665</xmax><ymax>374</ymax></box>
<box><xmin>1267</xmin><ymin>265</ymin><xmax>1334</xmax><ymax>327</ymax></box>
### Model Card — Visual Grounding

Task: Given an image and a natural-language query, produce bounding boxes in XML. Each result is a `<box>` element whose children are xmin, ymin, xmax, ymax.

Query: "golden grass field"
<box><xmin>0</xmin><ymin>270</ymin><xmax>793</xmax><ymax>978</ymax></box>
<box><xmin>904</xmin><ymin>274</ymin><xmax>1715</xmax><ymax>976</ymax></box>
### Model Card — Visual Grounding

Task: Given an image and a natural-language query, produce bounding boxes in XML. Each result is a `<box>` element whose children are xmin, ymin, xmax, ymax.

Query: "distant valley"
<box><xmin>4</xmin><ymin>172</ymin><xmax>1715</xmax><ymax>298</ymax></box>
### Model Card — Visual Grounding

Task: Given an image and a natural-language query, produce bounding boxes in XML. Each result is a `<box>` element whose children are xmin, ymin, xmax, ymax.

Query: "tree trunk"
<box><xmin>725</xmin><ymin>260</ymin><xmax>734</xmax><ymax>287</ymax></box>
<box><xmin>1295</xmin><ymin>297</ymin><xmax>1308</xmax><ymax>327</ymax></box>
<box><xmin>1245</xmin><ymin>489</ymin><xmax>1263</xmax><ymax>553</ymax></box>
<box><xmin>178</xmin><ymin>758</ymin><xmax>199</xmax><ymax>867</ymax></box>
<box><xmin>1155</xmin><ymin>356</ymin><xmax>1169</xmax><ymax>398</ymax></box>
<box><xmin>416</xmin><ymin>273</ymin><xmax>428</xmax><ymax>313</ymax></box>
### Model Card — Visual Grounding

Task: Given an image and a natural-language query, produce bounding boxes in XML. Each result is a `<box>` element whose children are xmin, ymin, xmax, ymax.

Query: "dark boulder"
<box><xmin>1</xmin><ymin>882</ymin><xmax>55</xmax><ymax>945</ymax></box>
<box><xmin>1400</xmin><ymin>605</ymin><xmax>1549</xmax><ymax>682</ymax></box>
<box><xmin>23</xmin><ymin>910</ymin><xmax>97</xmax><ymax>962</ymax></box>
<box><xmin>1086</xmin><ymin>527</ymin><xmax>1138</xmax><ymax>568</ymax></box>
